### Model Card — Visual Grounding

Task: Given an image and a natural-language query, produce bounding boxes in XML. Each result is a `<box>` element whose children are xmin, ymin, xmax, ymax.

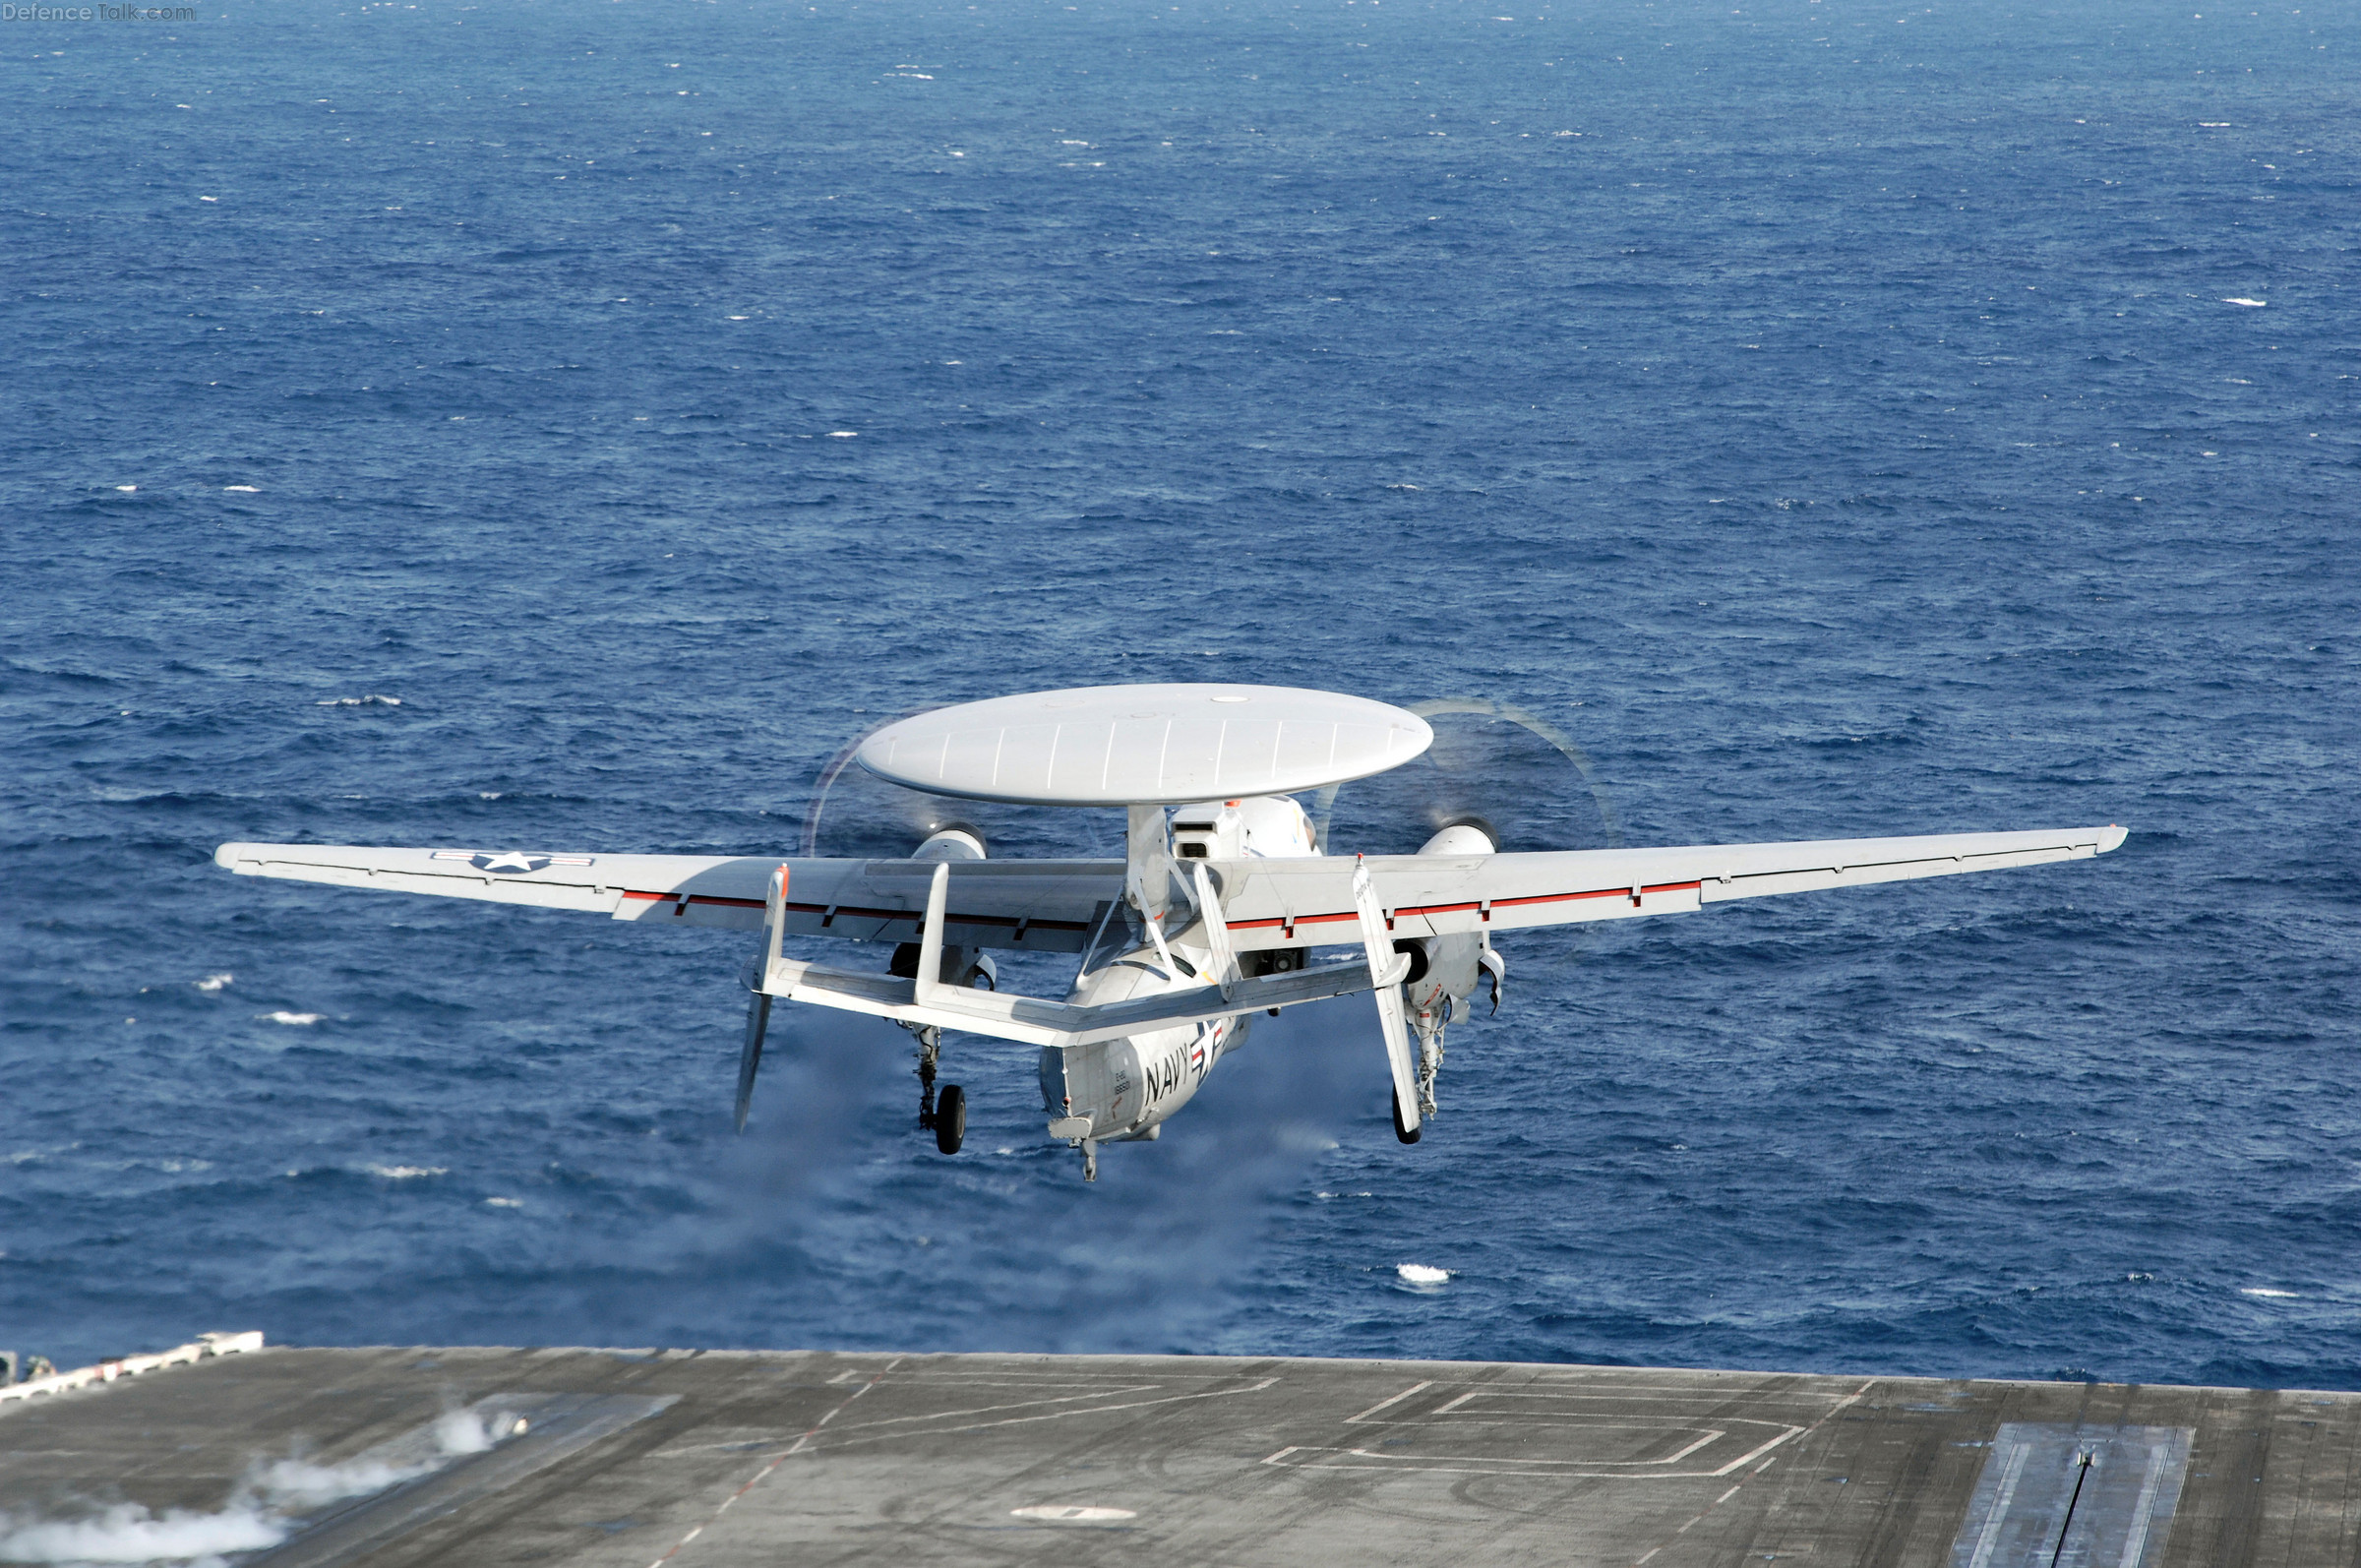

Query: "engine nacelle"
<box><xmin>1405</xmin><ymin>819</ymin><xmax>1495</xmax><ymax>1028</ymax></box>
<box><xmin>891</xmin><ymin>823</ymin><xmax>994</xmax><ymax>988</ymax></box>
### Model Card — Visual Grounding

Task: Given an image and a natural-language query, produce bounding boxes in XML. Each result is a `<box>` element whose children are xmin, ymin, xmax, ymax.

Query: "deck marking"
<box><xmin>1963</xmin><ymin>1439</ymin><xmax>2033</xmax><ymax>1568</ymax></box>
<box><xmin>1949</xmin><ymin>1423</ymin><xmax>2192</xmax><ymax>1568</ymax></box>
<box><xmin>839</xmin><ymin>1384</ymin><xmax>1164</xmax><ymax>1430</ymax></box>
<box><xmin>1346</xmin><ymin>1381</ymin><xmax>1433</xmax><ymax>1423</ymax></box>
<box><xmin>645</xmin><ymin>1356</ymin><xmax>902</xmax><ymax>1568</ymax></box>
<box><xmin>2115</xmin><ymin>1438</ymin><xmax>2175</xmax><ymax>1568</ymax></box>
<box><xmin>817</xmin><ymin>1377</ymin><xmax>1280</xmax><ymax>1449</ymax></box>
<box><xmin>1276</xmin><ymin>1374</ymin><xmax>1859</xmax><ymax>1480</ymax></box>
<box><xmin>1265</xmin><ymin>1421</ymin><xmax>1798</xmax><ymax>1478</ymax></box>
<box><xmin>1617</xmin><ymin>1379</ymin><xmax>1871</xmax><ymax>1568</ymax></box>
<box><xmin>1715</xmin><ymin>1423</ymin><xmax>1810</xmax><ymax>1475</ymax></box>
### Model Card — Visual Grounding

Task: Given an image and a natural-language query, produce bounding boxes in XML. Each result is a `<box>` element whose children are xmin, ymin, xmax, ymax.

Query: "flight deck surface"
<box><xmin>4</xmin><ymin>1345</ymin><xmax>2356</xmax><ymax>1567</ymax></box>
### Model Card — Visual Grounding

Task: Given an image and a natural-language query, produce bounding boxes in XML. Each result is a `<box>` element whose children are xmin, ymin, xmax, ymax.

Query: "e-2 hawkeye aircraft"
<box><xmin>215</xmin><ymin>684</ymin><xmax>2128</xmax><ymax>1180</ymax></box>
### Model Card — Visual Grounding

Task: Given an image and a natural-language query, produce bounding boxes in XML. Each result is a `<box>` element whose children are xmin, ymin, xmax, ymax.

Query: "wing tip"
<box><xmin>2096</xmin><ymin>823</ymin><xmax>2129</xmax><ymax>854</ymax></box>
<box><xmin>213</xmin><ymin>842</ymin><xmax>244</xmax><ymax>870</ymax></box>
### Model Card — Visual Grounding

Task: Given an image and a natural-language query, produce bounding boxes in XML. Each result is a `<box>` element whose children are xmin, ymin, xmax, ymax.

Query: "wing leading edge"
<box><xmin>212</xmin><ymin>842</ymin><xmax>1121</xmax><ymax>954</ymax></box>
<box><xmin>214</xmin><ymin>820</ymin><xmax>2125</xmax><ymax>964</ymax></box>
<box><xmin>1188</xmin><ymin>824</ymin><xmax>2129</xmax><ymax>950</ymax></box>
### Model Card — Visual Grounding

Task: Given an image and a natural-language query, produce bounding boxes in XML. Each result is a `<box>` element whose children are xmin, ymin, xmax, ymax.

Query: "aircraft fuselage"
<box><xmin>1037</xmin><ymin>794</ymin><xmax>1317</xmax><ymax>1141</ymax></box>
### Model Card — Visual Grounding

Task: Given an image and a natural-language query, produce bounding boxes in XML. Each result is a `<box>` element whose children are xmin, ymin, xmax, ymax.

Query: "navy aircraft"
<box><xmin>216</xmin><ymin>684</ymin><xmax>2127</xmax><ymax>1180</ymax></box>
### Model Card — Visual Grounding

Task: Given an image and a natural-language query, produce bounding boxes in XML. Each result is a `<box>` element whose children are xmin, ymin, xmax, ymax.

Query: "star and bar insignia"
<box><xmin>431</xmin><ymin>850</ymin><xmax>596</xmax><ymax>875</ymax></box>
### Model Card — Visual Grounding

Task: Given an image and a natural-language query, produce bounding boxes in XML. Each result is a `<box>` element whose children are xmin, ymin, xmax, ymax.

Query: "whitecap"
<box><xmin>196</xmin><ymin>972</ymin><xmax>234</xmax><ymax>992</ymax></box>
<box><xmin>1397</xmin><ymin>1263</ymin><xmax>1450</xmax><ymax>1285</ymax></box>
<box><xmin>827</xmin><ymin>430</ymin><xmax>858</xmax><ymax>438</ymax></box>
<box><xmin>223</xmin><ymin>484</ymin><xmax>260</xmax><ymax>492</ymax></box>
<box><xmin>114</xmin><ymin>484</ymin><xmax>137</xmax><ymax>493</ymax></box>
<box><xmin>484</xmin><ymin>1196</ymin><xmax>522</xmax><ymax>1208</ymax></box>
<box><xmin>316</xmin><ymin>694</ymin><xmax>402</xmax><ymax>706</ymax></box>
<box><xmin>2222</xmin><ymin>297</ymin><xmax>2267</xmax><ymax>307</ymax></box>
<box><xmin>261</xmin><ymin>1011</ymin><xmax>324</xmax><ymax>1025</ymax></box>
<box><xmin>2241</xmin><ymin>1287</ymin><xmax>2297</xmax><ymax>1297</ymax></box>
<box><xmin>364</xmin><ymin>1165</ymin><xmax>448</xmax><ymax>1179</ymax></box>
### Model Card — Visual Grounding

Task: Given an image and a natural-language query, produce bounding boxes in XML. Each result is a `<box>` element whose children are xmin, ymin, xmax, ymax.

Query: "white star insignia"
<box><xmin>478</xmin><ymin>852</ymin><xmax>540</xmax><ymax>874</ymax></box>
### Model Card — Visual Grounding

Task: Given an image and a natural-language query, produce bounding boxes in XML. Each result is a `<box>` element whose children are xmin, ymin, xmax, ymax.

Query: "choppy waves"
<box><xmin>2</xmin><ymin>0</ymin><xmax>2355</xmax><ymax>1386</ymax></box>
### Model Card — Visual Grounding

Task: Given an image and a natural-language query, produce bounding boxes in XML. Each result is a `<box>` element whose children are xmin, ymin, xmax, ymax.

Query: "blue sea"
<box><xmin>4</xmin><ymin>0</ymin><xmax>2356</xmax><ymax>1389</ymax></box>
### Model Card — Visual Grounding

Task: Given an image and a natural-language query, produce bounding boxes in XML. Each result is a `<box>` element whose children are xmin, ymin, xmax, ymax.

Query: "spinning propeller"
<box><xmin>1313</xmin><ymin>696</ymin><xmax>1622</xmax><ymax>858</ymax></box>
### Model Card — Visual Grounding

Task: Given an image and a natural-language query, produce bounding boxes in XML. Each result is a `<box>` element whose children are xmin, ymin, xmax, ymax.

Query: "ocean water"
<box><xmin>4</xmin><ymin>0</ymin><xmax>2357</xmax><ymax>1389</ymax></box>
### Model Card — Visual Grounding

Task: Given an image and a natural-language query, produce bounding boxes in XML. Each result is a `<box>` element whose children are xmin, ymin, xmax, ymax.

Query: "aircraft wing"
<box><xmin>212</xmin><ymin>843</ymin><xmax>1123</xmax><ymax>954</ymax></box>
<box><xmin>1197</xmin><ymin>824</ymin><xmax>2129</xmax><ymax>950</ymax></box>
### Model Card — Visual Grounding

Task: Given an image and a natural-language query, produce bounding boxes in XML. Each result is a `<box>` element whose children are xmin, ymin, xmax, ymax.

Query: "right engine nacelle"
<box><xmin>1403</xmin><ymin>819</ymin><xmax>1496</xmax><ymax>1024</ymax></box>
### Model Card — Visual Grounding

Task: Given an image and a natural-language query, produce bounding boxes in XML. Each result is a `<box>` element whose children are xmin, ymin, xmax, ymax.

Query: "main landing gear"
<box><xmin>1392</xmin><ymin>1091</ymin><xmax>1423</xmax><ymax>1145</ymax></box>
<box><xmin>935</xmin><ymin>1085</ymin><xmax>966</xmax><ymax>1156</ymax></box>
<box><xmin>910</xmin><ymin>1024</ymin><xmax>965</xmax><ymax>1155</ymax></box>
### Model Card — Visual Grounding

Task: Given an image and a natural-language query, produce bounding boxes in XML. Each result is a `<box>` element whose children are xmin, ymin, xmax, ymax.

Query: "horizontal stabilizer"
<box><xmin>760</xmin><ymin>954</ymin><xmax>1375</xmax><ymax>1051</ymax></box>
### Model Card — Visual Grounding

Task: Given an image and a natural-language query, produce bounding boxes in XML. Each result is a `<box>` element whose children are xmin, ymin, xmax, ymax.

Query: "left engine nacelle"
<box><xmin>889</xmin><ymin>824</ymin><xmax>996</xmax><ymax>990</ymax></box>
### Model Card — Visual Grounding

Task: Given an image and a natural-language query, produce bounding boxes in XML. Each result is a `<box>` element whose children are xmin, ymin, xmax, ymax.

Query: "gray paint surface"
<box><xmin>2</xmin><ymin>1347</ymin><xmax>2357</xmax><ymax>1567</ymax></box>
<box><xmin>1949</xmin><ymin>1423</ymin><xmax>2193</xmax><ymax>1568</ymax></box>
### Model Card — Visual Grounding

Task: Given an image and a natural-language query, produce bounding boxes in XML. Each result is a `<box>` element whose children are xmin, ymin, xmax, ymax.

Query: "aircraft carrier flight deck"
<box><xmin>5</xmin><ymin>1340</ymin><xmax>2358</xmax><ymax>1567</ymax></box>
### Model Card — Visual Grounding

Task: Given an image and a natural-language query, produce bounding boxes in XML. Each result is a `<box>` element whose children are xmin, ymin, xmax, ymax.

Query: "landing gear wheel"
<box><xmin>1392</xmin><ymin>1094</ymin><xmax>1423</xmax><ymax>1145</ymax></box>
<box><xmin>935</xmin><ymin>1084</ymin><xmax>967</xmax><ymax>1155</ymax></box>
